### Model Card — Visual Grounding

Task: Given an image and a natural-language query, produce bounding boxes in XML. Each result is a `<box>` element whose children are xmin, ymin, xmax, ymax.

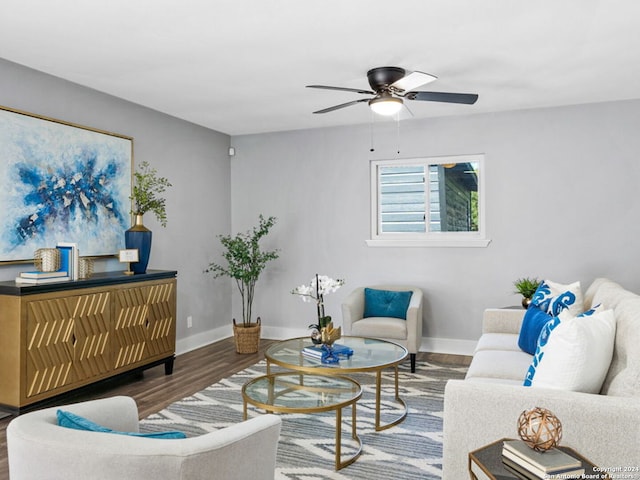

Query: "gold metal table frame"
<box><xmin>242</xmin><ymin>372</ymin><xmax>363</xmax><ymax>470</ymax></box>
<box><xmin>264</xmin><ymin>336</ymin><xmax>408</xmax><ymax>431</ymax></box>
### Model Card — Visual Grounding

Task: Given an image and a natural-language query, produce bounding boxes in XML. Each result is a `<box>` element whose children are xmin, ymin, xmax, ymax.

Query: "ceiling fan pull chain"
<box><xmin>370</xmin><ymin>111</ymin><xmax>375</xmax><ymax>152</ymax></box>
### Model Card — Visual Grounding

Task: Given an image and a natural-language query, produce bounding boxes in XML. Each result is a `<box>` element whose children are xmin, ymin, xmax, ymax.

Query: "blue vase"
<box><xmin>125</xmin><ymin>214</ymin><xmax>152</xmax><ymax>274</ymax></box>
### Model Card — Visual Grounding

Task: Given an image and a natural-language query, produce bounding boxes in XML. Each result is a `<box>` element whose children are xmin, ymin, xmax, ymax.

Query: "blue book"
<box><xmin>56</xmin><ymin>242</ymin><xmax>79</xmax><ymax>280</ymax></box>
<box><xmin>56</xmin><ymin>245</ymin><xmax>72</xmax><ymax>276</ymax></box>
<box><xmin>302</xmin><ymin>343</ymin><xmax>354</xmax><ymax>358</ymax></box>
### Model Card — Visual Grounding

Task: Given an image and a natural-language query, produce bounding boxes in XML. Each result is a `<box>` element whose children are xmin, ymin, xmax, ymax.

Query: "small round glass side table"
<box><xmin>242</xmin><ymin>372</ymin><xmax>362</xmax><ymax>470</ymax></box>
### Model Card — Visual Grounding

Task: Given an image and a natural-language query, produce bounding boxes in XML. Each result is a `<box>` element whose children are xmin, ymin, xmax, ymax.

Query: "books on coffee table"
<box><xmin>302</xmin><ymin>344</ymin><xmax>354</xmax><ymax>359</ymax></box>
<box><xmin>502</xmin><ymin>440</ymin><xmax>584</xmax><ymax>478</ymax></box>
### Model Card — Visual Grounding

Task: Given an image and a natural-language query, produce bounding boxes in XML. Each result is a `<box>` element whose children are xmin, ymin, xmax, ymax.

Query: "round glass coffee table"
<box><xmin>242</xmin><ymin>372</ymin><xmax>362</xmax><ymax>470</ymax></box>
<box><xmin>265</xmin><ymin>336</ymin><xmax>408</xmax><ymax>431</ymax></box>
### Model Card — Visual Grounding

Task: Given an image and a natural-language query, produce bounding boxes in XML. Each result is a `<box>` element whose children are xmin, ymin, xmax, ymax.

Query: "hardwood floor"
<box><xmin>0</xmin><ymin>337</ymin><xmax>471</xmax><ymax>480</ymax></box>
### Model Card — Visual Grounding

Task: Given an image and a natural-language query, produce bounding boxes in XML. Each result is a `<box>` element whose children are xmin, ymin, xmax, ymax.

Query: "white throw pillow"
<box><xmin>524</xmin><ymin>307</ymin><xmax>616</xmax><ymax>393</ymax></box>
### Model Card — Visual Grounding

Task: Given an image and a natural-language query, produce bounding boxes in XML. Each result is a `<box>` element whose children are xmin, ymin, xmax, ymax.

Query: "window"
<box><xmin>368</xmin><ymin>154</ymin><xmax>490</xmax><ymax>247</ymax></box>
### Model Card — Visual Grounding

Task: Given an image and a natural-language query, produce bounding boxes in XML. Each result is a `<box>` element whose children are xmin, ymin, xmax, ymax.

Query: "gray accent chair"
<box><xmin>7</xmin><ymin>395</ymin><xmax>282</xmax><ymax>480</ymax></box>
<box><xmin>341</xmin><ymin>285</ymin><xmax>423</xmax><ymax>372</ymax></box>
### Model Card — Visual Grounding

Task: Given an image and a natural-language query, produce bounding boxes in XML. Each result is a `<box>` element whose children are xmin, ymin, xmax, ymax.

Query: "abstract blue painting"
<box><xmin>0</xmin><ymin>107</ymin><xmax>132</xmax><ymax>262</ymax></box>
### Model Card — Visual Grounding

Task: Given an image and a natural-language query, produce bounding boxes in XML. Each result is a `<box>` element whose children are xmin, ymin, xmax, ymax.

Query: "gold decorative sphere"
<box><xmin>517</xmin><ymin>407</ymin><xmax>562</xmax><ymax>452</ymax></box>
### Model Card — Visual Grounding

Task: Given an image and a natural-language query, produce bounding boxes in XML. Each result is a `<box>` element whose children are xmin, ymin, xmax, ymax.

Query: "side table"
<box><xmin>469</xmin><ymin>438</ymin><xmax>610</xmax><ymax>480</ymax></box>
<box><xmin>242</xmin><ymin>372</ymin><xmax>362</xmax><ymax>470</ymax></box>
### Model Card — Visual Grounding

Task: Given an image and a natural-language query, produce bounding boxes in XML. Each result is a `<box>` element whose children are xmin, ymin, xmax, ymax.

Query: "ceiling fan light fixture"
<box><xmin>369</xmin><ymin>96</ymin><xmax>403</xmax><ymax>116</ymax></box>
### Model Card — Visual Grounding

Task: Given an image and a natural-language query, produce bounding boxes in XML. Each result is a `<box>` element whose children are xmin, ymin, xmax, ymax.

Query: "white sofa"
<box><xmin>443</xmin><ymin>278</ymin><xmax>640</xmax><ymax>479</ymax></box>
<box><xmin>7</xmin><ymin>395</ymin><xmax>282</xmax><ymax>480</ymax></box>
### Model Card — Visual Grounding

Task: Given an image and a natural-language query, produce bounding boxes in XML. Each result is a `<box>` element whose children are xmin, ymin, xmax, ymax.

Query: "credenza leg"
<box><xmin>164</xmin><ymin>355</ymin><xmax>175</xmax><ymax>375</ymax></box>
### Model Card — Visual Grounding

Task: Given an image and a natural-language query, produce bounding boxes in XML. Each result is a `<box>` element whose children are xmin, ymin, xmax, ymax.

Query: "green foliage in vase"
<box><xmin>513</xmin><ymin>277</ymin><xmax>541</xmax><ymax>298</ymax></box>
<box><xmin>131</xmin><ymin>161</ymin><xmax>172</xmax><ymax>227</ymax></box>
<box><xmin>205</xmin><ymin>215</ymin><xmax>279</xmax><ymax>327</ymax></box>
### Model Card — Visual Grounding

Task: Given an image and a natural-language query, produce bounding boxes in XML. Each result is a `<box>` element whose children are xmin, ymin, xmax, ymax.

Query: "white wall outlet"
<box><xmin>187</xmin><ymin>315</ymin><xmax>193</xmax><ymax>328</ymax></box>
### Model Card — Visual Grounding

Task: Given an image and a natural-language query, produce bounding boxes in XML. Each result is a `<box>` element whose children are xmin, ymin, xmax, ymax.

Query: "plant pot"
<box><xmin>233</xmin><ymin>317</ymin><xmax>261</xmax><ymax>354</ymax></box>
<box><xmin>125</xmin><ymin>214</ymin><xmax>152</xmax><ymax>274</ymax></box>
<box><xmin>522</xmin><ymin>297</ymin><xmax>532</xmax><ymax>309</ymax></box>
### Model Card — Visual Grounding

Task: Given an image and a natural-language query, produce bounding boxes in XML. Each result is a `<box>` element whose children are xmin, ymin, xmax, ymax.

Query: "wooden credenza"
<box><xmin>0</xmin><ymin>270</ymin><xmax>177</xmax><ymax>412</ymax></box>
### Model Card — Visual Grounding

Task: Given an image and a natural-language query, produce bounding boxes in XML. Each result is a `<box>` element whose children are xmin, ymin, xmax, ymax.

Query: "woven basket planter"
<box><xmin>233</xmin><ymin>317</ymin><xmax>261</xmax><ymax>354</ymax></box>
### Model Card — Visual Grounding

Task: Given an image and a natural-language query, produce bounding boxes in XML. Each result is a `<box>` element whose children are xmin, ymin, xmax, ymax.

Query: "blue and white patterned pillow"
<box><xmin>523</xmin><ymin>304</ymin><xmax>613</xmax><ymax>392</ymax></box>
<box><xmin>529</xmin><ymin>279</ymin><xmax>584</xmax><ymax>316</ymax></box>
<box><xmin>523</xmin><ymin>315</ymin><xmax>561</xmax><ymax>386</ymax></box>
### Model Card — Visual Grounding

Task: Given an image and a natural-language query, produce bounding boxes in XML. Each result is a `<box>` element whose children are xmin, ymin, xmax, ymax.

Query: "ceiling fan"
<box><xmin>307</xmin><ymin>66</ymin><xmax>478</xmax><ymax>116</ymax></box>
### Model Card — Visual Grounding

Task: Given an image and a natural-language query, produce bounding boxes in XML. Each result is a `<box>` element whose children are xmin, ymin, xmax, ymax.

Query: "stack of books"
<box><xmin>15</xmin><ymin>270</ymin><xmax>70</xmax><ymax>284</ymax></box>
<box><xmin>501</xmin><ymin>440</ymin><xmax>585</xmax><ymax>479</ymax></box>
<box><xmin>302</xmin><ymin>344</ymin><xmax>354</xmax><ymax>360</ymax></box>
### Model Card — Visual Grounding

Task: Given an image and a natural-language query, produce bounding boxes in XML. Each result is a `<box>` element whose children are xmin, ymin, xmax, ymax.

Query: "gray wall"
<box><xmin>231</xmin><ymin>99</ymin><xmax>640</xmax><ymax>353</ymax></box>
<box><xmin>0</xmin><ymin>58</ymin><xmax>233</xmax><ymax>353</ymax></box>
<box><xmin>3</xmin><ymin>55</ymin><xmax>639</xmax><ymax>355</ymax></box>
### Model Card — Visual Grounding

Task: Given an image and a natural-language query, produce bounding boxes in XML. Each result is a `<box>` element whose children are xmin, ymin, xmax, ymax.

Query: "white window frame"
<box><xmin>367</xmin><ymin>154</ymin><xmax>491</xmax><ymax>247</ymax></box>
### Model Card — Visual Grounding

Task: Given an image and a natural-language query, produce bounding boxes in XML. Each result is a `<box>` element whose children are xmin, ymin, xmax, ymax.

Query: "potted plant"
<box><xmin>205</xmin><ymin>215</ymin><xmax>279</xmax><ymax>353</ymax></box>
<box><xmin>130</xmin><ymin>161</ymin><xmax>172</xmax><ymax>227</ymax></box>
<box><xmin>291</xmin><ymin>274</ymin><xmax>344</xmax><ymax>344</ymax></box>
<box><xmin>513</xmin><ymin>277</ymin><xmax>541</xmax><ymax>309</ymax></box>
<box><xmin>126</xmin><ymin>161</ymin><xmax>172</xmax><ymax>274</ymax></box>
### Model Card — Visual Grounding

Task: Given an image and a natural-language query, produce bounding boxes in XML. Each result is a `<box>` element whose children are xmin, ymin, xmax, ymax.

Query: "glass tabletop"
<box><xmin>265</xmin><ymin>336</ymin><xmax>408</xmax><ymax>373</ymax></box>
<box><xmin>243</xmin><ymin>373</ymin><xmax>362</xmax><ymax>411</ymax></box>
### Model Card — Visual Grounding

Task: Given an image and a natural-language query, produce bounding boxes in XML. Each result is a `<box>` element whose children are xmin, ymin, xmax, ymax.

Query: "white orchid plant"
<box><xmin>291</xmin><ymin>274</ymin><xmax>345</xmax><ymax>330</ymax></box>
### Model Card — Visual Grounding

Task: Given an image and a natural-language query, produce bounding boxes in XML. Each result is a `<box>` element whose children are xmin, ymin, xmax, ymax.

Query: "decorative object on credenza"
<box><xmin>292</xmin><ymin>274</ymin><xmax>345</xmax><ymax>345</ymax></box>
<box><xmin>517</xmin><ymin>407</ymin><xmax>563</xmax><ymax>452</ymax></box>
<box><xmin>0</xmin><ymin>105</ymin><xmax>132</xmax><ymax>263</ymax></box>
<box><xmin>513</xmin><ymin>277</ymin><xmax>541</xmax><ymax>309</ymax></box>
<box><xmin>34</xmin><ymin>248</ymin><xmax>61</xmax><ymax>272</ymax></box>
<box><xmin>126</xmin><ymin>161</ymin><xmax>172</xmax><ymax>274</ymax></box>
<box><xmin>124</xmin><ymin>214</ymin><xmax>152</xmax><ymax>274</ymax></box>
<box><xmin>119</xmin><ymin>249</ymin><xmax>139</xmax><ymax>276</ymax></box>
<box><xmin>78</xmin><ymin>257</ymin><xmax>95</xmax><ymax>279</ymax></box>
<box><xmin>205</xmin><ymin>215</ymin><xmax>279</xmax><ymax>354</ymax></box>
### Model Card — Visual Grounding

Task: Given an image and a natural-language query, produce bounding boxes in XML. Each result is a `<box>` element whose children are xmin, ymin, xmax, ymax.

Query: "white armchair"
<box><xmin>341</xmin><ymin>285</ymin><xmax>423</xmax><ymax>372</ymax></box>
<box><xmin>7</xmin><ymin>395</ymin><xmax>282</xmax><ymax>480</ymax></box>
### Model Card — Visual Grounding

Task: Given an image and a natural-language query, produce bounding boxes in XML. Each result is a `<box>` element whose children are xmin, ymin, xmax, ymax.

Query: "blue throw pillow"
<box><xmin>518</xmin><ymin>307</ymin><xmax>553</xmax><ymax>355</ymax></box>
<box><xmin>57</xmin><ymin>410</ymin><xmax>186</xmax><ymax>439</ymax></box>
<box><xmin>363</xmin><ymin>288</ymin><xmax>412</xmax><ymax>320</ymax></box>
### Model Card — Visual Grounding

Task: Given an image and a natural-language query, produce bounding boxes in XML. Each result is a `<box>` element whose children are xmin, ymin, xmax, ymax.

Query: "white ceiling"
<box><xmin>1</xmin><ymin>0</ymin><xmax>639</xmax><ymax>136</ymax></box>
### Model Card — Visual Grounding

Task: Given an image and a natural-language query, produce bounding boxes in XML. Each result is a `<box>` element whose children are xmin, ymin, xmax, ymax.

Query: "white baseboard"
<box><xmin>177</xmin><ymin>327</ymin><xmax>477</xmax><ymax>357</ymax></box>
<box><xmin>176</xmin><ymin>325</ymin><xmax>232</xmax><ymax>355</ymax></box>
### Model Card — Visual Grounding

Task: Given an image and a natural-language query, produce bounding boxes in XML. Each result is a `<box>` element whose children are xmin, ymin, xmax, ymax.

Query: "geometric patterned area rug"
<box><xmin>140</xmin><ymin>359</ymin><xmax>467</xmax><ymax>480</ymax></box>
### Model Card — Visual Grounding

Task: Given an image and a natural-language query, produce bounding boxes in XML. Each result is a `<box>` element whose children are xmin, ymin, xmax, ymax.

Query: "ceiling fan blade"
<box><xmin>306</xmin><ymin>85</ymin><xmax>375</xmax><ymax>95</ymax></box>
<box><xmin>405</xmin><ymin>91</ymin><xmax>479</xmax><ymax>104</ymax></box>
<box><xmin>312</xmin><ymin>98</ymin><xmax>369</xmax><ymax>114</ymax></box>
<box><xmin>391</xmin><ymin>71</ymin><xmax>437</xmax><ymax>92</ymax></box>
